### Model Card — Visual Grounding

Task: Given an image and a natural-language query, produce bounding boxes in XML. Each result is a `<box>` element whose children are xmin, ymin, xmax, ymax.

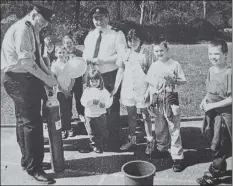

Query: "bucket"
<box><xmin>122</xmin><ymin>160</ymin><xmax>156</xmax><ymax>185</ymax></box>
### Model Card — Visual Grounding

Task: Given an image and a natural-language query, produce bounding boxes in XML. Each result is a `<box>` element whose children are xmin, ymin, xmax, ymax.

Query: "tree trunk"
<box><xmin>203</xmin><ymin>1</ymin><xmax>206</xmax><ymax>19</ymax></box>
<box><xmin>140</xmin><ymin>0</ymin><xmax>145</xmax><ymax>25</ymax></box>
<box><xmin>75</xmin><ymin>0</ymin><xmax>81</xmax><ymax>25</ymax></box>
<box><xmin>116</xmin><ymin>1</ymin><xmax>121</xmax><ymax>21</ymax></box>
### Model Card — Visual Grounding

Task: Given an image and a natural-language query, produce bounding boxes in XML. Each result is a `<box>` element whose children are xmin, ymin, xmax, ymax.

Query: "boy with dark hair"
<box><xmin>197</xmin><ymin>39</ymin><xmax>232</xmax><ymax>185</ymax></box>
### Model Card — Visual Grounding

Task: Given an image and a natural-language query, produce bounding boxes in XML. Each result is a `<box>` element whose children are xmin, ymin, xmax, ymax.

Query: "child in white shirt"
<box><xmin>51</xmin><ymin>45</ymin><xmax>75</xmax><ymax>139</ymax></box>
<box><xmin>81</xmin><ymin>67</ymin><xmax>113</xmax><ymax>153</ymax></box>
<box><xmin>111</xmin><ymin>29</ymin><xmax>153</xmax><ymax>154</ymax></box>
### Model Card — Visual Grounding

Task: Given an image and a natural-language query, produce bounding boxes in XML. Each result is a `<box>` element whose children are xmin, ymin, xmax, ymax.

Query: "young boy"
<box><xmin>196</xmin><ymin>39</ymin><xmax>232</xmax><ymax>185</ymax></box>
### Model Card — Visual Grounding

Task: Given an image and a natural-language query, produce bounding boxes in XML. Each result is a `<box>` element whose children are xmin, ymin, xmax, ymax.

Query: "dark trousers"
<box><xmin>57</xmin><ymin>92</ymin><xmax>73</xmax><ymax>131</ymax></box>
<box><xmin>209</xmin><ymin>121</ymin><xmax>232</xmax><ymax>177</ymax></box>
<box><xmin>85</xmin><ymin>114</ymin><xmax>109</xmax><ymax>148</ymax></box>
<box><xmin>3</xmin><ymin>72</ymin><xmax>45</xmax><ymax>174</ymax></box>
<box><xmin>72</xmin><ymin>76</ymin><xmax>84</xmax><ymax>116</ymax></box>
<box><xmin>101</xmin><ymin>69</ymin><xmax>120</xmax><ymax>141</ymax></box>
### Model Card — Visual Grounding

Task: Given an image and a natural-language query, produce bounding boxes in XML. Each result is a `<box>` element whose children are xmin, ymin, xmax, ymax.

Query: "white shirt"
<box><xmin>81</xmin><ymin>87</ymin><xmax>113</xmax><ymax>117</ymax></box>
<box><xmin>1</xmin><ymin>16</ymin><xmax>42</xmax><ymax>73</ymax></box>
<box><xmin>82</xmin><ymin>25</ymin><xmax>127</xmax><ymax>74</ymax></box>
<box><xmin>118</xmin><ymin>49</ymin><xmax>148</xmax><ymax>100</ymax></box>
<box><xmin>51</xmin><ymin>60</ymin><xmax>72</xmax><ymax>91</ymax></box>
<box><xmin>145</xmin><ymin>58</ymin><xmax>186</xmax><ymax>93</ymax></box>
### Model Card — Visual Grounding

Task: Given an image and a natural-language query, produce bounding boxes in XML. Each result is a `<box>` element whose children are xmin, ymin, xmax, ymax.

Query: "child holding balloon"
<box><xmin>51</xmin><ymin>44</ymin><xmax>75</xmax><ymax>139</ymax></box>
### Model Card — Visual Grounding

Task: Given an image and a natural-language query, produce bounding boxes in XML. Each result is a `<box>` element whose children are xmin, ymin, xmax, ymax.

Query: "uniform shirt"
<box><xmin>145</xmin><ymin>58</ymin><xmax>186</xmax><ymax>93</ymax></box>
<box><xmin>1</xmin><ymin>16</ymin><xmax>42</xmax><ymax>73</ymax></box>
<box><xmin>82</xmin><ymin>25</ymin><xmax>127</xmax><ymax>74</ymax></box>
<box><xmin>206</xmin><ymin>66</ymin><xmax>231</xmax><ymax>103</ymax></box>
<box><xmin>81</xmin><ymin>87</ymin><xmax>113</xmax><ymax>117</ymax></box>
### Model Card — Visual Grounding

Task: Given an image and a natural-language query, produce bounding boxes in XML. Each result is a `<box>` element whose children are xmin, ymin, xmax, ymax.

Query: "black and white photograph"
<box><xmin>1</xmin><ymin>0</ymin><xmax>232</xmax><ymax>185</ymax></box>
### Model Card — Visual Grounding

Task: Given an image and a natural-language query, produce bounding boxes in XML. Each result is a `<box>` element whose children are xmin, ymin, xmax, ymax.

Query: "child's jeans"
<box><xmin>84</xmin><ymin>114</ymin><xmax>109</xmax><ymax>148</ymax></box>
<box><xmin>57</xmin><ymin>92</ymin><xmax>73</xmax><ymax>131</ymax></box>
<box><xmin>154</xmin><ymin>96</ymin><xmax>184</xmax><ymax>160</ymax></box>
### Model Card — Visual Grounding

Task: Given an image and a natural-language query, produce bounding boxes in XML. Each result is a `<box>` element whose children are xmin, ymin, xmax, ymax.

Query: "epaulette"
<box><xmin>111</xmin><ymin>27</ymin><xmax>120</xmax><ymax>32</ymax></box>
<box><xmin>25</xmin><ymin>21</ymin><xmax>32</xmax><ymax>27</ymax></box>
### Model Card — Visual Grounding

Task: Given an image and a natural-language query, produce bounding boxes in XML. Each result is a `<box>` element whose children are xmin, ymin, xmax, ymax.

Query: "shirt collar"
<box><xmin>95</xmin><ymin>25</ymin><xmax>111</xmax><ymax>34</ymax></box>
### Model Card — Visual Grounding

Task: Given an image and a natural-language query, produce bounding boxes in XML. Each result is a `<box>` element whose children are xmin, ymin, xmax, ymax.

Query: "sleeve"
<box><xmin>176</xmin><ymin>62</ymin><xmax>186</xmax><ymax>82</ymax></box>
<box><xmin>15</xmin><ymin>25</ymin><xmax>35</xmax><ymax>61</ymax></box>
<box><xmin>115</xmin><ymin>30</ymin><xmax>127</xmax><ymax>65</ymax></box>
<box><xmin>80</xmin><ymin>88</ymin><xmax>92</xmax><ymax>107</ymax></box>
<box><xmin>82</xmin><ymin>33</ymin><xmax>90</xmax><ymax>61</ymax></box>
<box><xmin>226</xmin><ymin>68</ymin><xmax>232</xmax><ymax>96</ymax></box>
<box><xmin>144</xmin><ymin>63</ymin><xmax>154</xmax><ymax>84</ymax></box>
<box><xmin>104</xmin><ymin>89</ymin><xmax>113</xmax><ymax>108</ymax></box>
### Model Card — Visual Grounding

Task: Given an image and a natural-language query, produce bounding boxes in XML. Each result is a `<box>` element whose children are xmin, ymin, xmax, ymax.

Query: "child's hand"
<box><xmin>110</xmin><ymin>88</ymin><xmax>117</xmax><ymax>97</ymax></box>
<box><xmin>200</xmin><ymin>98</ymin><xmax>207</xmax><ymax>111</ymax></box>
<box><xmin>99</xmin><ymin>102</ymin><xmax>105</xmax><ymax>108</ymax></box>
<box><xmin>164</xmin><ymin>75</ymin><xmax>176</xmax><ymax>85</ymax></box>
<box><xmin>93</xmin><ymin>99</ymin><xmax>100</xmax><ymax>105</ymax></box>
<box><xmin>202</xmin><ymin>102</ymin><xmax>214</xmax><ymax>112</ymax></box>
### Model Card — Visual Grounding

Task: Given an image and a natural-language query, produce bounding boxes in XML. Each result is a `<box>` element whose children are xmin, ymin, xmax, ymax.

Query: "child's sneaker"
<box><xmin>196</xmin><ymin>172</ymin><xmax>215</xmax><ymax>185</ymax></box>
<box><xmin>79</xmin><ymin>115</ymin><xmax>85</xmax><ymax>122</ymax></box>
<box><xmin>145</xmin><ymin>138</ymin><xmax>155</xmax><ymax>155</ymax></box>
<box><xmin>92</xmin><ymin>146</ymin><xmax>103</xmax><ymax>153</ymax></box>
<box><xmin>68</xmin><ymin>128</ymin><xmax>75</xmax><ymax>137</ymax></box>
<box><xmin>120</xmin><ymin>135</ymin><xmax>136</xmax><ymax>151</ymax></box>
<box><xmin>173</xmin><ymin>159</ymin><xmax>185</xmax><ymax>172</ymax></box>
<box><xmin>62</xmin><ymin>130</ymin><xmax>68</xmax><ymax>139</ymax></box>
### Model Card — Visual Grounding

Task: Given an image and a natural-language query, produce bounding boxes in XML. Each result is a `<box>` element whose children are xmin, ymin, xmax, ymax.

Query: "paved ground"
<box><xmin>1</xmin><ymin>120</ymin><xmax>232</xmax><ymax>185</ymax></box>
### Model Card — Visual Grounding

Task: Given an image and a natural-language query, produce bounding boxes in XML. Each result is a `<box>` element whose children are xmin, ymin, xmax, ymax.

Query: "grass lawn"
<box><xmin>1</xmin><ymin>43</ymin><xmax>232</xmax><ymax>124</ymax></box>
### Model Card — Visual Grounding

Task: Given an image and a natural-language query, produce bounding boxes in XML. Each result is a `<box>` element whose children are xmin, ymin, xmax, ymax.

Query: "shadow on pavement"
<box><xmin>181</xmin><ymin>127</ymin><xmax>213</xmax><ymax>168</ymax></box>
<box><xmin>48</xmin><ymin>154</ymin><xmax>136</xmax><ymax>178</ymax></box>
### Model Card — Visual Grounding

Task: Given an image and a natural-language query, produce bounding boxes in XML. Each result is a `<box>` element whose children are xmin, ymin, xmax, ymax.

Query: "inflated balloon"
<box><xmin>60</xmin><ymin>57</ymin><xmax>87</xmax><ymax>79</ymax></box>
<box><xmin>57</xmin><ymin>75</ymin><xmax>71</xmax><ymax>91</ymax></box>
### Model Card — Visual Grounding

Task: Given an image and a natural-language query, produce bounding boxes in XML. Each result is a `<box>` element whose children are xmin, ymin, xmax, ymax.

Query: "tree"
<box><xmin>139</xmin><ymin>0</ymin><xmax>145</xmax><ymax>25</ymax></box>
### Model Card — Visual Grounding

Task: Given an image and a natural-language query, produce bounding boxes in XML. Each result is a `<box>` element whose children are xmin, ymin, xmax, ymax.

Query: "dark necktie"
<box><xmin>93</xmin><ymin>31</ymin><xmax>102</xmax><ymax>58</ymax></box>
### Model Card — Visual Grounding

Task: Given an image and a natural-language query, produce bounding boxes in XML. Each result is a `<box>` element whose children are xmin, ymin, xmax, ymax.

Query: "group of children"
<box><xmin>43</xmin><ymin>29</ymin><xmax>232</xmax><ymax>184</ymax></box>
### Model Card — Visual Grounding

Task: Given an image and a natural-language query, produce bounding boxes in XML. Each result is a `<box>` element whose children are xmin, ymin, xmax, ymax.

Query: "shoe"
<box><xmin>120</xmin><ymin>135</ymin><xmax>136</xmax><ymax>151</ymax></box>
<box><xmin>30</xmin><ymin>170</ymin><xmax>55</xmax><ymax>184</ymax></box>
<box><xmin>79</xmin><ymin>115</ymin><xmax>85</xmax><ymax>122</ymax></box>
<box><xmin>172</xmin><ymin>160</ymin><xmax>185</xmax><ymax>172</ymax></box>
<box><xmin>145</xmin><ymin>138</ymin><xmax>155</xmax><ymax>155</ymax></box>
<box><xmin>62</xmin><ymin>130</ymin><xmax>68</xmax><ymax>139</ymax></box>
<box><xmin>196</xmin><ymin>172</ymin><xmax>215</xmax><ymax>185</ymax></box>
<box><xmin>92</xmin><ymin>146</ymin><xmax>103</xmax><ymax>153</ymax></box>
<box><xmin>68</xmin><ymin>128</ymin><xmax>75</xmax><ymax>137</ymax></box>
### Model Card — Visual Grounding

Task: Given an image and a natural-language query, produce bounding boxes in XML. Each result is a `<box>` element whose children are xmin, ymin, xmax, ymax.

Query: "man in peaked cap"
<box><xmin>1</xmin><ymin>2</ymin><xmax>58</xmax><ymax>184</ymax></box>
<box><xmin>82</xmin><ymin>6</ymin><xmax>127</xmax><ymax>152</ymax></box>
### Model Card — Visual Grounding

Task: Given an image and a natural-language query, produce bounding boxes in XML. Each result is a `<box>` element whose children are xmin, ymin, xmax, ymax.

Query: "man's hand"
<box><xmin>93</xmin><ymin>99</ymin><xmax>100</xmax><ymax>105</ymax></box>
<box><xmin>45</xmin><ymin>75</ymin><xmax>58</xmax><ymax>87</ymax></box>
<box><xmin>92</xmin><ymin>58</ymin><xmax>104</xmax><ymax>66</ymax></box>
<box><xmin>99</xmin><ymin>102</ymin><xmax>105</xmax><ymax>108</ymax></box>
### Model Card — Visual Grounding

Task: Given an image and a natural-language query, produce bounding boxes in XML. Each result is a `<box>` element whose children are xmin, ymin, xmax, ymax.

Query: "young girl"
<box><xmin>111</xmin><ymin>29</ymin><xmax>154</xmax><ymax>154</ymax></box>
<box><xmin>145</xmin><ymin>41</ymin><xmax>186</xmax><ymax>172</ymax></box>
<box><xmin>62</xmin><ymin>34</ymin><xmax>85</xmax><ymax>133</ymax></box>
<box><xmin>81</xmin><ymin>67</ymin><xmax>113</xmax><ymax>153</ymax></box>
<box><xmin>51</xmin><ymin>44</ymin><xmax>75</xmax><ymax>139</ymax></box>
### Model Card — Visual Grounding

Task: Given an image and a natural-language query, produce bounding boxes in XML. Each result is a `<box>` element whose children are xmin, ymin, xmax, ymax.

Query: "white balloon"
<box><xmin>61</xmin><ymin>57</ymin><xmax>87</xmax><ymax>78</ymax></box>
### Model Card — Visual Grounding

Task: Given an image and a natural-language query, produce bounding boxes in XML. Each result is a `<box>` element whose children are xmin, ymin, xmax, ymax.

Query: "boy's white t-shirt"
<box><xmin>81</xmin><ymin>87</ymin><xmax>113</xmax><ymax>117</ymax></box>
<box><xmin>145</xmin><ymin>58</ymin><xmax>186</xmax><ymax>93</ymax></box>
<box><xmin>51</xmin><ymin>60</ymin><xmax>72</xmax><ymax>91</ymax></box>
